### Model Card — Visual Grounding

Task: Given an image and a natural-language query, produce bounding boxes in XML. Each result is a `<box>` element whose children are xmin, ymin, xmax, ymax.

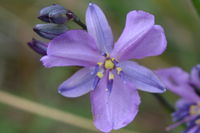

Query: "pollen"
<box><xmin>104</xmin><ymin>60</ymin><xmax>114</xmax><ymax>69</ymax></box>
<box><xmin>195</xmin><ymin>119</ymin><xmax>200</xmax><ymax>125</ymax></box>
<box><xmin>97</xmin><ymin>62</ymin><xmax>103</xmax><ymax>66</ymax></box>
<box><xmin>109</xmin><ymin>72</ymin><xmax>114</xmax><ymax>80</ymax></box>
<box><xmin>190</xmin><ymin>105</ymin><xmax>200</xmax><ymax>115</ymax></box>
<box><xmin>97</xmin><ymin>72</ymin><xmax>104</xmax><ymax>78</ymax></box>
<box><xmin>190</xmin><ymin>105</ymin><xmax>196</xmax><ymax>115</ymax></box>
<box><xmin>116</xmin><ymin>67</ymin><xmax>122</xmax><ymax>75</ymax></box>
<box><xmin>111</xmin><ymin>58</ymin><xmax>115</xmax><ymax>61</ymax></box>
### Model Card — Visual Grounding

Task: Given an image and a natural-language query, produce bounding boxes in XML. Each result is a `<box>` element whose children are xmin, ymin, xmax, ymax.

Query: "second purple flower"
<box><xmin>156</xmin><ymin>65</ymin><xmax>200</xmax><ymax>133</ymax></box>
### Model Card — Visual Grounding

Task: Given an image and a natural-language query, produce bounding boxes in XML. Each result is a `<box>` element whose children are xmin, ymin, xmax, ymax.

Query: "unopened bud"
<box><xmin>38</xmin><ymin>4</ymin><xmax>69</xmax><ymax>24</ymax></box>
<box><xmin>27</xmin><ymin>38</ymin><xmax>47</xmax><ymax>55</ymax></box>
<box><xmin>33</xmin><ymin>24</ymin><xmax>68</xmax><ymax>40</ymax></box>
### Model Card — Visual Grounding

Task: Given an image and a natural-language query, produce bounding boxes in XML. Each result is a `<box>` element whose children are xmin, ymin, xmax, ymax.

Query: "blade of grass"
<box><xmin>0</xmin><ymin>90</ymin><xmax>139</xmax><ymax>133</ymax></box>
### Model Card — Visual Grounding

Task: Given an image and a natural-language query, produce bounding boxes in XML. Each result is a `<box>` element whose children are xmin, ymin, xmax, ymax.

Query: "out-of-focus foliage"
<box><xmin>0</xmin><ymin>0</ymin><xmax>200</xmax><ymax>133</ymax></box>
<box><xmin>192</xmin><ymin>0</ymin><xmax>200</xmax><ymax>16</ymax></box>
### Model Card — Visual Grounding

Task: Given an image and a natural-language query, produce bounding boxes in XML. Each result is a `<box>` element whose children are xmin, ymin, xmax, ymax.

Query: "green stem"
<box><xmin>73</xmin><ymin>17</ymin><xmax>87</xmax><ymax>30</ymax></box>
<box><xmin>67</xmin><ymin>11</ymin><xmax>87</xmax><ymax>30</ymax></box>
<box><xmin>153</xmin><ymin>94</ymin><xmax>175</xmax><ymax>113</ymax></box>
<box><xmin>192</xmin><ymin>0</ymin><xmax>200</xmax><ymax>16</ymax></box>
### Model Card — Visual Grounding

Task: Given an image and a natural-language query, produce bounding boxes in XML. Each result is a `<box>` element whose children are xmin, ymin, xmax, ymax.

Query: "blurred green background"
<box><xmin>0</xmin><ymin>0</ymin><xmax>200</xmax><ymax>133</ymax></box>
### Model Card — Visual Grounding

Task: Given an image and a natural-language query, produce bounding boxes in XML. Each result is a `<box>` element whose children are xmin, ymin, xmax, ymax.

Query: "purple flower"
<box><xmin>156</xmin><ymin>65</ymin><xmax>200</xmax><ymax>133</ymax></box>
<box><xmin>41</xmin><ymin>3</ymin><xmax>167</xmax><ymax>132</ymax></box>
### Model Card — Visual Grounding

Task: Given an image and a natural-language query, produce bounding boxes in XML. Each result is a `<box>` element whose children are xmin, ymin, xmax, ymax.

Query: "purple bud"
<box><xmin>33</xmin><ymin>24</ymin><xmax>68</xmax><ymax>40</ymax></box>
<box><xmin>27</xmin><ymin>38</ymin><xmax>47</xmax><ymax>55</ymax></box>
<box><xmin>38</xmin><ymin>4</ymin><xmax>69</xmax><ymax>24</ymax></box>
<box><xmin>48</xmin><ymin>9</ymin><xmax>68</xmax><ymax>24</ymax></box>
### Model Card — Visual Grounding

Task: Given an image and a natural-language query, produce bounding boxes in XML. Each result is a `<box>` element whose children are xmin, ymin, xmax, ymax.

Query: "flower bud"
<box><xmin>27</xmin><ymin>38</ymin><xmax>47</xmax><ymax>55</ymax></box>
<box><xmin>33</xmin><ymin>24</ymin><xmax>68</xmax><ymax>40</ymax></box>
<box><xmin>38</xmin><ymin>4</ymin><xmax>69</xmax><ymax>24</ymax></box>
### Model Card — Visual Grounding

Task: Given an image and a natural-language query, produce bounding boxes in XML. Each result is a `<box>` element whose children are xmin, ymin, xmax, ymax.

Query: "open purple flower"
<box><xmin>156</xmin><ymin>65</ymin><xmax>200</xmax><ymax>133</ymax></box>
<box><xmin>41</xmin><ymin>3</ymin><xmax>167</xmax><ymax>132</ymax></box>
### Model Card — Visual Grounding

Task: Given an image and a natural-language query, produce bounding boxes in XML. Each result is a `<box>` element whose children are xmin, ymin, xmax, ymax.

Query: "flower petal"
<box><xmin>41</xmin><ymin>30</ymin><xmax>104</xmax><ymax>67</ymax></box>
<box><xmin>118</xmin><ymin>61</ymin><xmax>166</xmax><ymax>93</ymax></box>
<box><xmin>155</xmin><ymin>67</ymin><xmax>200</xmax><ymax>101</ymax></box>
<box><xmin>112</xmin><ymin>25</ymin><xmax>167</xmax><ymax>60</ymax></box>
<box><xmin>175</xmin><ymin>98</ymin><xmax>193</xmax><ymax>109</ymax></box>
<box><xmin>111</xmin><ymin>10</ymin><xmax>155</xmax><ymax>60</ymax></box>
<box><xmin>58</xmin><ymin>67</ymin><xmax>96</xmax><ymax>98</ymax></box>
<box><xmin>86</xmin><ymin>3</ymin><xmax>114</xmax><ymax>53</ymax></box>
<box><xmin>183</xmin><ymin>125</ymin><xmax>199</xmax><ymax>133</ymax></box>
<box><xmin>190</xmin><ymin>64</ymin><xmax>200</xmax><ymax>88</ymax></box>
<box><xmin>90</xmin><ymin>74</ymin><xmax>140</xmax><ymax>132</ymax></box>
<box><xmin>193</xmin><ymin>126</ymin><xmax>200</xmax><ymax>133</ymax></box>
<box><xmin>41</xmin><ymin>56</ymin><xmax>97</xmax><ymax>68</ymax></box>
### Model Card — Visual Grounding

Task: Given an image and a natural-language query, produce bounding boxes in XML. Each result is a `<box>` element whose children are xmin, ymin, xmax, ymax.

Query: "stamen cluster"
<box><xmin>93</xmin><ymin>54</ymin><xmax>123</xmax><ymax>92</ymax></box>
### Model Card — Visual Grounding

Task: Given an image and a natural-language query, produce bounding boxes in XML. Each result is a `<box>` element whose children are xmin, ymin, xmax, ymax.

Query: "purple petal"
<box><xmin>190</xmin><ymin>64</ymin><xmax>200</xmax><ymax>88</ymax></box>
<box><xmin>58</xmin><ymin>67</ymin><xmax>96</xmax><ymax>97</ymax></box>
<box><xmin>86</xmin><ymin>3</ymin><xmax>114</xmax><ymax>53</ymax></box>
<box><xmin>119</xmin><ymin>61</ymin><xmax>166</xmax><ymax>93</ymax></box>
<box><xmin>175</xmin><ymin>98</ymin><xmax>193</xmax><ymax>109</ymax></box>
<box><xmin>155</xmin><ymin>67</ymin><xmax>200</xmax><ymax>101</ymax></box>
<box><xmin>41</xmin><ymin>55</ymin><xmax>97</xmax><ymax>68</ymax></box>
<box><xmin>90</xmin><ymin>74</ymin><xmax>140</xmax><ymax>132</ymax></box>
<box><xmin>40</xmin><ymin>30</ymin><xmax>104</xmax><ymax>67</ymax></box>
<box><xmin>193</xmin><ymin>126</ymin><xmax>200</xmax><ymax>133</ymax></box>
<box><xmin>183</xmin><ymin>125</ymin><xmax>199</xmax><ymax>133</ymax></box>
<box><xmin>111</xmin><ymin>10</ymin><xmax>155</xmax><ymax>60</ymax></box>
<box><xmin>112</xmin><ymin>25</ymin><xmax>167</xmax><ymax>60</ymax></box>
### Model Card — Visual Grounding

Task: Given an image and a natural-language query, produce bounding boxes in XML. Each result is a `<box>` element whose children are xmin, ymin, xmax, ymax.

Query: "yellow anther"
<box><xmin>97</xmin><ymin>72</ymin><xmax>104</xmax><ymax>78</ymax></box>
<box><xmin>116</xmin><ymin>67</ymin><xmax>122</xmax><ymax>75</ymax></box>
<box><xmin>109</xmin><ymin>72</ymin><xmax>114</xmax><ymax>80</ymax></box>
<box><xmin>104</xmin><ymin>60</ymin><xmax>114</xmax><ymax>69</ymax></box>
<box><xmin>190</xmin><ymin>105</ymin><xmax>196</xmax><ymax>115</ymax></box>
<box><xmin>97</xmin><ymin>62</ymin><xmax>103</xmax><ymax>66</ymax></box>
<box><xmin>196</xmin><ymin>119</ymin><xmax>200</xmax><ymax>125</ymax></box>
<box><xmin>190</xmin><ymin>105</ymin><xmax>200</xmax><ymax>115</ymax></box>
<box><xmin>111</xmin><ymin>57</ymin><xmax>118</xmax><ymax>62</ymax></box>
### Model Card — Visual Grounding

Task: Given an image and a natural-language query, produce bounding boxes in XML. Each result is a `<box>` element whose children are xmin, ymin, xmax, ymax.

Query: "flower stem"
<box><xmin>67</xmin><ymin>11</ymin><xmax>87</xmax><ymax>30</ymax></box>
<box><xmin>153</xmin><ymin>94</ymin><xmax>175</xmax><ymax>113</ymax></box>
<box><xmin>192</xmin><ymin>0</ymin><xmax>200</xmax><ymax>17</ymax></box>
<box><xmin>73</xmin><ymin>17</ymin><xmax>87</xmax><ymax>30</ymax></box>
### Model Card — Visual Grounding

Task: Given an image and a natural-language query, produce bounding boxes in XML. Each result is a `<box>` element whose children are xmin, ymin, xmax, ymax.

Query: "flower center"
<box><xmin>92</xmin><ymin>53</ymin><xmax>123</xmax><ymax>92</ymax></box>
<box><xmin>104</xmin><ymin>59</ymin><xmax>114</xmax><ymax>69</ymax></box>
<box><xmin>190</xmin><ymin>104</ymin><xmax>200</xmax><ymax>115</ymax></box>
<box><xmin>189</xmin><ymin>103</ymin><xmax>200</xmax><ymax>124</ymax></box>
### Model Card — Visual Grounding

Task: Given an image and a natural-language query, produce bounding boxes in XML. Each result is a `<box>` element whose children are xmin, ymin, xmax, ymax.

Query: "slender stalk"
<box><xmin>0</xmin><ymin>90</ymin><xmax>138</xmax><ymax>133</ymax></box>
<box><xmin>73</xmin><ymin>17</ymin><xmax>87</xmax><ymax>30</ymax></box>
<box><xmin>192</xmin><ymin>0</ymin><xmax>200</xmax><ymax>17</ymax></box>
<box><xmin>67</xmin><ymin>11</ymin><xmax>87</xmax><ymax>30</ymax></box>
<box><xmin>153</xmin><ymin>94</ymin><xmax>175</xmax><ymax>113</ymax></box>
